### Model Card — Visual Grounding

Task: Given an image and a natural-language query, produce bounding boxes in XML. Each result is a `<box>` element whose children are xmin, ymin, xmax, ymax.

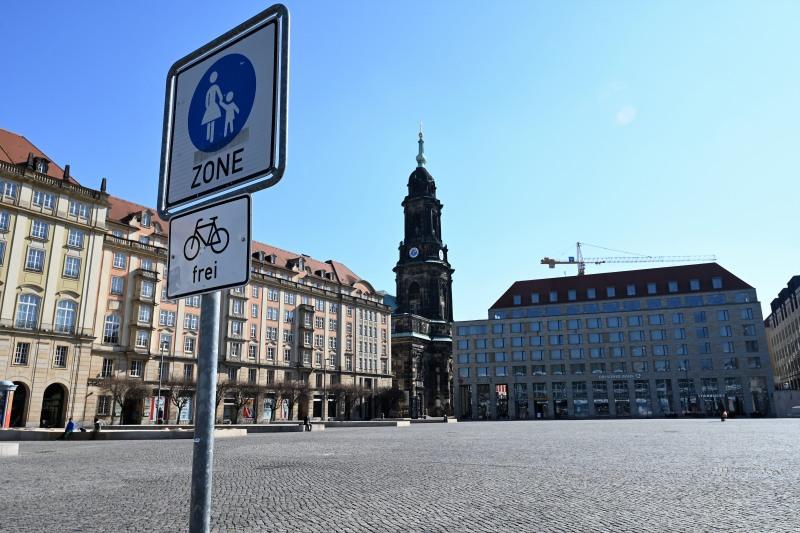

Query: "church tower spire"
<box><xmin>391</xmin><ymin>129</ymin><xmax>455</xmax><ymax>419</ymax></box>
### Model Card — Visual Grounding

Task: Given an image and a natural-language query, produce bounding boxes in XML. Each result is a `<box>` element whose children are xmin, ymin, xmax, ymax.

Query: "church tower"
<box><xmin>391</xmin><ymin>131</ymin><xmax>454</xmax><ymax>418</ymax></box>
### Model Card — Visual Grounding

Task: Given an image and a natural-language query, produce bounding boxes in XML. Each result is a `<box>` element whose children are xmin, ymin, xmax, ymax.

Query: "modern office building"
<box><xmin>453</xmin><ymin>263</ymin><xmax>774</xmax><ymax>419</ymax></box>
<box><xmin>765</xmin><ymin>276</ymin><xmax>800</xmax><ymax>390</ymax></box>
<box><xmin>0</xmin><ymin>127</ymin><xmax>392</xmax><ymax>427</ymax></box>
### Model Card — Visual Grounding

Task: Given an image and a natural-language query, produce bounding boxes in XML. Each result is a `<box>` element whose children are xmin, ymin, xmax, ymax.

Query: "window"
<box><xmin>608</xmin><ymin>331</ymin><xmax>624</xmax><ymax>342</ymax></box>
<box><xmin>101</xmin><ymin>358</ymin><xmax>113</xmax><ymax>377</ymax></box>
<box><xmin>631</xmin><ymin>346</ymin><xmax>646</xmax><ymax>357</ymax></box>
<box><xmin>672</xmin><ymin>312</ymin><xmax>684</xmax><ymax>324</ymax></box>
<box><xmin>741</xmin><ymin>308</ymin><xmax>754</xmax><ymax>320</ymax></box>
<box><xmin>284</xmin><ymin>310</ymin><xmax>295</xmax><ymax>323</ymax></box>
<box><xmin>549</xmin><ymin>291</ymin><xmax>558</xmax><ymax>302</ymax></box>
<box><xmin>607</xmin><ymin>317</ymin><xmax>622</xmax><ymax>328</ymax></box>
<box><xmin>627</xmin><ymin>284</ymin><xmax>636</xmax><ymax>296</ymax></box>
<box><xmin>1</xmin><ymin>181</ymin><xmax>18</xmax><ymax>199</ymax></box>
<box><xmin>648</xmin><ymin>314</ymin><xmax>665</xmax><ymax>325</ymax></box>
<box><xmin>629</xmin><ymin>331</ymin><xmax>644</xmax><ymax>342</ymax></box>
<box><xmin>63</xmin><ymin>256</ymin><xmax>81</xmax><ymax>278</ymax></box>
<box><xmin>720</xmin><ymin>326</ymin><xmax>732</xmax><ymax>337</ymax></box>
<box><xmin>13</xmin><ymin>343</ymin><xmax>30</xmax><ymax>365</ymax></box>
<box><xmin>230</xmin><ymin>343</ymin><xmax>243</xmax><ymax>358</ymax></box>
<box><xmin>654</xmin><ymin>360</ymin><xmax>669</xmax><ymax>372</ymax></box>
<box><xmin>248</xmin><ymin>345</ymin><xmax>258</xmax><ymax>360</ymax></box>
<box><xmin>138</xmin><ymin>305</ymin><xmax>152</xmax><ymax>323</ymax></box>
<box><xmin>647</xmin><ymin>282</ymin><xmax>657</xmax><ymax>295</ymax></box>
<box><xmin>513</xmin><ymin>294</ymin><xmax>521</xmax><ymax>305</ymax></box>
<box><xmin>746</xmin><ymin>356</ymin><xmax>761</xmax><ymax>369</ymax></box>
<box><xmin>33</xmin><ymin>191</ymin><xmax>54</xmax><ymax>209</ymax></box>
<box><xmin>111</xmin><ymin>276</ymin><xmax>124</xmax><ymax>295</ymax></box>
<box><xmin>186</xmin><ymin>295</ymin><xmax>201</xmax><ymax>307</ymax></box>
<box><xmin>284</xmin><ymin>292</ymin><xmax>296</xmax><ymax>305</ymax></box>
<box><xmin>606</xmin><ymin>286</ymin><xmax>616</xmax><ymax>298</ymax></box>
<box><xmin>458</xmin><ymin>367</ymin><xmax>470</xmax><ymax>378</ymax></box>
<box><xmin>650</xmin><ymin>330</ymin><xmax>666</xmax><ymax>341</ymax></box>
<box><xmin>668</xmin><ymin>281</ymin><xmax>678</xmax><ymax>293</ymax></box>
<box><xmin>231</xmin><ymin>299</ymin><xmax>244</xmax><ymax>315</ymax></box>
<box><xmin>674</xmin><ymin>328</ymin><xmax>686</xmax><ymax>340</ymax></box>
<box><xmin>587</xmin><ymin>288</ymin><xmax>596</xmax><ymax>299</ymax></box>
<box><xmin>140</xmin><ymin>257</ymin><xmax>153</xmax><ymax>270</ymax></box>
<box><xmin>530</xmin><ymin>293</ymin><xmax>540</xmax><ymax>304</ymax></box>
<box><xmin>95</xmin><ymin>395</ymin><xmax>113</xmax><ymax>416</ymax></box>
<box><xmin>159</xmin><ymin>310</ymin><xmax>176</xmax><ymax>327</ymax></box>
<box><xmin>495</xmin><ymin>366</ymin><xmax>507</xmax><ymax>377</ymax></box>
<box><xmin>745</xmin><ymin>340</ymin><xmax>759</xmax><ymax>353</ymax></box>
<box><xmin>689</xmin><ymin>279</ymin><xmax>700</xmax><ymax>291</ymax></box>
<box><xmin>266</xmin><ymin>307</ymin><xmax>278</xmax><ymax>321</ymax></box>
<box><xmin>547</xmin><ymin>320</ymin><xmax>561</xmax><ymax>331</ymax></box>
<box><xmin>627</xmin><ymin>315</ymin><xmax>642</xmax><ymax>327</ymax></box>
<box><xmin>31</xmin><ymin>220</ymin><xmax>49</xmax><ymax>240</ymax></box>
<box><xmin>493</xmin><ymin>338</ymin><xmax>505</xmax><ymax>348</ymax></box>
<box><xmin>135</xmin><ymin>330</ymin><xmax>149</xmax><ymax>348</ymax></box>
<box><xmin>494</xmin><ymin>352</ymin><xmax>507</xmax><ymax>363</ymax></box>
<box><xmin>159</xmin><ymin>333</ymin><xmax>172</xmax><ymax>351</ymax></box>
<box><xmin>113</xmin><ymin>252</ymin><xmax>127</xmax><ymax>269</ymax></box>
<box><xmin>250</xmin><ymin>324</ymin><xmax>258</xmax><ymax>339</ymax></box>
<box><xmin>251</xmin><ymin>303</ymin><xmax>259</xmax><ymax>318</ymax></box>
<box><xmin>67</xmin><ymin>229</ymin><xmax>85</xmax><ymax>249</ymax></box>
<box><xmin>568</xmin><ymin>289</ymin><xmax>577</xmax><ymax>301</ymax></box>
<box><xmin>103</xmin><ymin>315</ymin><xmax>121</xmax><ymax>343</ymax></box>
<box><xmin>712</xmin><ymin>277</ymin><xmax>722</xmax><ymax>289</ymax></box>
<box><xmin>694</xmin><ymin>311</ymin><xmax>706</xmax><ymax>323</ymax></box>
<box><xmin>25</xmin><ymin>248</ymin><xmax>45</xmax><ymax>272</ymax></box>
<box><xmin>184</xmin><ymin>336</ymin><xmax>196</xmax><ymax>354</ymax></box>
<box><xmin>492</xmin><ymin>323</ymin><xmax>504</xmax><ymax>334</ymax></box>
<box><xmin>69</xmin><ymin>200</ymin><xmax>90</xmax><ymax>219</ymax></box>
<box><xmin>652</xmin><ymin>345</ymin><xmax>668</xmax><ymax>356</ymax></box>
<box><xmin>475</xmin><ymin>353</ymin><xmax>488</xmax><ymax>363</ymax></box>
<box><xmin>183</xmin><ymin>364</ymin><xmax>194</xmax><ymax>381</ymax></box>
<box><xmin>722</xmin><ymin>342</ymin><xmax>735</xmax><ymax>354</ymax></box>
<box><xmin>15</xmin><ymin>294</ymin><xmax>40</xmax><ymax>329</ymax></box>
<box><xmin>700</xmin><ymin>358</ymin><xmax>713</xmax><ymax>370</ymax></box>
<box><xmin>0</xmin><ymin>211</ymin><xmax>9</xmax><ymax>231</ymax></box>
<box><xmin>54</xmin><ymin>300</ymin><xmax>77</xmax><ymax>333</ymax></box>
<box><xmin>590</xmin><ymin>347</ymin><xmax>603</xmax><ymax>358</ymax></box>
<box><xmin>184</xmin><ymin>313</ymin><xmax>199</xmax><ymax>330</ymax></box>
<box><xmin>130</xmin><ymin>360</ymin><xmax>143</xmax><ymax>377</ymax></box>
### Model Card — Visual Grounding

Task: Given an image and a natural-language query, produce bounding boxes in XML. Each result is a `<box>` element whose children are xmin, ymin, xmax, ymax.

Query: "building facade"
<box><xmin>0</xmin><ymin>128</ymin><xmax>392</xmax><ymax>427</ymax></box>
<box><xmin>453</xmin><ymin>263</ymin><xmax>774</xmax><ymax>420</ymax></box>
<box><xmin>765</xmin><ymin>276</ymin><xmax>800</xmax><ymax>390</ymax></box>
<box><xmin>391</xmin><ymin>133</ymin><xmax>454</xmax><ymax>417</ymax></box>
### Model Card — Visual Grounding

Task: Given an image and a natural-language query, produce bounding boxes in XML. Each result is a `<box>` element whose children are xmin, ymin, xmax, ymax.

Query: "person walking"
<box><xmin>721</xmin><ymin>410</ymin><xmax>728</xmax><ymax>422</ymax></box>
<box><xmin>58</xmin><ymin>417</ymin><xmax>76</xmax><ymax>440</ymax></box>
<box><xmin>303</xmin><ymin>415</ymin><xmax>311</xmax><ymax>432</ymax></box>
<box><xmin>92</xmin><ymin>416</ymin><xmax>102</xmax><ymax>439</ymax></box>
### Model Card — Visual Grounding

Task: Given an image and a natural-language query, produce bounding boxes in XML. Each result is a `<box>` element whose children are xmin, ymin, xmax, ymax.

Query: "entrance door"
<box><xmin>40</xmin><ymin>384</ymin><xmax>67</xmax><ymax>428</ymax></box>
<box><xmin>122</xmin><ymin>397</ymin><xmax>143</xmax><ymax>425</ymax></box>
<box><xmin>10</xmin><ymin>382</ymin><xmax>28</xmax><ymax>427</ymax></box>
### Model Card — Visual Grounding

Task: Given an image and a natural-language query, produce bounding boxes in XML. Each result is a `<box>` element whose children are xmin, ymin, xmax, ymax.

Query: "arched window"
<box><xmin>54</xmin><ymin>300</ymin><xmax>78</xmax><ymax>333</ymax></box>
<box><xmin>103</xmin><ymin>314</ymin><xmax>121</xmax><ymax>344</ymax></box>
<box><xmin>15</xmin><ymin>294</ymin><xmax>40</xmax><ymax>329</ymax></box>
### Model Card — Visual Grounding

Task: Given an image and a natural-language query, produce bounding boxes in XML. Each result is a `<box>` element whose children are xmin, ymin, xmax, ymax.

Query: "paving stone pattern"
<box><xmin>2</xmin><ymin>419</ymin><xmax>798</xmax><ymax>532</ymax></box>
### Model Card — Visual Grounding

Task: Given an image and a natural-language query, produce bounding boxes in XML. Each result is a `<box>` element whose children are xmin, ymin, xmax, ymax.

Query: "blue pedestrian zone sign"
<box><xmin>158</xmin><ymin>4</ymin><xmax>289</xmax><ymax>218</ymax></box>
<box><xmin>188</xmin><ymin>54</ymin><xmax>256</xmax><ymax>153</ymax></box>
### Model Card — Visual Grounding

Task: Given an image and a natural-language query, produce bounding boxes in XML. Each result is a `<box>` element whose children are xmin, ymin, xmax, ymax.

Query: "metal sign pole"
<box><xmin>190</xmin><ymin>290</ymin><xmax>220</xmax><ymax>532</ymax></box>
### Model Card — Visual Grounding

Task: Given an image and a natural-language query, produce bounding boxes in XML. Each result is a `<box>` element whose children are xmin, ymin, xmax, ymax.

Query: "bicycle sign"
<box><xmin>167</xmin><ymin>194</ymin><xmax>250</xmax><ymax>299</ymax></box>
<box><xmin>183</xmin><ymin>216</ymin><xmax>229</xmax><ymax>260</ymax></box>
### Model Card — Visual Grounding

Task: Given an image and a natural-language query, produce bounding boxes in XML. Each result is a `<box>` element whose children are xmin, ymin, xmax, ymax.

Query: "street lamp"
<box><xmin>156</xmin><ymin>343</ymin><xmax>166</xmax><ymax>424</ymax></box>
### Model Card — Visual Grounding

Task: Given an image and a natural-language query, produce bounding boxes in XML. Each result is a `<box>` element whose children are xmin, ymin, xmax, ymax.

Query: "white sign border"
<box><xmin>166</xmin><ymin>194</ymin><xmax>252</xmax><ymax>300</ymax></box>
<box><xmin>158</xmin><ymin>4</ymin><xmax>289</xmax><ymax>219</ymax></box>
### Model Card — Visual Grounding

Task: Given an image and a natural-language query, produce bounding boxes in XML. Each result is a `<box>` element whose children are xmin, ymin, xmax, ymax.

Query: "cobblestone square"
<box><xmin>2</xmin><ymin>419</ymin><xmax>798</xmax><ymax>532</ymax></box>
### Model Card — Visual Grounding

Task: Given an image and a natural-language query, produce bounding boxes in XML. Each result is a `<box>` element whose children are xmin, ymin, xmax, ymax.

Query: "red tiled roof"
<box><xmin>106</xmin><ymin>197</ymin><xmax>368</xmax><ymax>289</ymax></box>
<box><xmin>491</xmin><ymin>263</ymin><xmax>753</xmax><ymax>309</ymax></box>
<box><xmin>0</xmin><ymin>128</ymin><xmax>80</xmax><ymax>185</ymax></box>
<box><xmin>107</xmin><ymin>195</ymin><xmax>168</xmax><ymax>228</ymax></box>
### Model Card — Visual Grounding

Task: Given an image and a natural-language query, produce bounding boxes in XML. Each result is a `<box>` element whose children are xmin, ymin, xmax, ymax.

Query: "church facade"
<box><xmin>391</xmin><ymin>133</ymin><xmax>454</xmax><ymax>418</ymax></box>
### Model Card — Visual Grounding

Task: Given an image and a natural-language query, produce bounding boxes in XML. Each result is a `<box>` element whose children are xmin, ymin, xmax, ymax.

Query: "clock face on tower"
<box><xmin>408</xmin><ymin>247</ymin><xmax>419</xmax><ymax>259</ymax></box>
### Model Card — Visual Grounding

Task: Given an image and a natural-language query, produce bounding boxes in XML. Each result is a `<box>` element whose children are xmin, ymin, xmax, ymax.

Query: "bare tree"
<box><xmin>164</xmin><ymin>378</ymin><xmax>196</xmax><ymax>424</ymax></box>
<box><xmin>275</xmin><ymin>379</ymin><xmax>309</xmax><ymax>420</ymax></box>
<box><xmin>97</xmin><ymin>376</ymin><xmax>147</xmax><ymax>425</ymax></box>
<box><xmin>227</xmin><ymin>383</ymin><xmax>263</xmax><ymax>424</ymax></box>
<box><xmin>376</xmin><ymin>386</ymin><xmax>404</xmax><ymax>418</ymax></box>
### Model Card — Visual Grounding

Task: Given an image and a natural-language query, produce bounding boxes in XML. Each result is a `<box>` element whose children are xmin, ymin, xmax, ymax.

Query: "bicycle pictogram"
<box><xmin>183</xmin><ymin>216</ymin><xmax>230</xmax><ymax>261</ymax></box>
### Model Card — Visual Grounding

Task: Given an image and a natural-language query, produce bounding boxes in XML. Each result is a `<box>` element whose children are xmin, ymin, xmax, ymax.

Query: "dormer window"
<box><xmin>34</xmin><ymin>158</ymin><xmax>48</xmax><ymax>174</ymax></box>
<box><xmin>141</xmin><ymin>212</ymin><xmax>151</xmax><ymax>227</ymax></box>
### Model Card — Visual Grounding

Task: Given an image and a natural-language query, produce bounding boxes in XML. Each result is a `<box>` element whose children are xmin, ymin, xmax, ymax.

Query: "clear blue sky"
<box><xmin>2</xmin><ymin>1</ymin><xmax>798</xmax><ymax>321</ymax></box>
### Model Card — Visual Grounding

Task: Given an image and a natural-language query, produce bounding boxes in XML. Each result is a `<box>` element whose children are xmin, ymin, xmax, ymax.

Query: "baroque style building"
<box><xmin>0</xmin><ymin>127</ymin><xmax>392</xmax><ymax>427</ymax></box>
<box><xmin>391</xmin><ymin>133</ymin><xmax>454</xmax><ymax>417</ymax></box>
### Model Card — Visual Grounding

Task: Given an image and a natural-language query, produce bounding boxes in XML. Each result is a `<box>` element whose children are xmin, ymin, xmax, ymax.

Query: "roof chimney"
<box><xmin>100</xmin><ymin>177</ymin><xmax>107</xmax><ymax>192</ymax></box>
<box><xmin>63</xmin><ymin>164</ymin><xmax>70</xmax><ymax>180</ymax></box>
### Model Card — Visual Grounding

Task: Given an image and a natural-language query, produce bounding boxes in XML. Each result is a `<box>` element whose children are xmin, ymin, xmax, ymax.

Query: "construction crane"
<box><xmin>540</xmin><ymin>242</ymin><xmax>716</xmax><ymax>276</ymax></box>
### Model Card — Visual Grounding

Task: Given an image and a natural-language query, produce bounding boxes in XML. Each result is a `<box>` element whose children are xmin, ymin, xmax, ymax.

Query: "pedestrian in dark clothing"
<box><xmin>59</xmin><ymin>418</ymin><xmax>76</xmax><ymax>440</ymax></box>
<box><xmin>303</xmin><ymin>415</ymin><xmax>311</xmax><ymax>431</ymax></box>
<box><xmin>92</xmin><ymin>417</ymin><xmax>102</xmax><ymax>439</ymax></box>
<box><xmin>721</xmin><ymin>410</ymin><xmax>728</xmax><ymax>422</ymax></box>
